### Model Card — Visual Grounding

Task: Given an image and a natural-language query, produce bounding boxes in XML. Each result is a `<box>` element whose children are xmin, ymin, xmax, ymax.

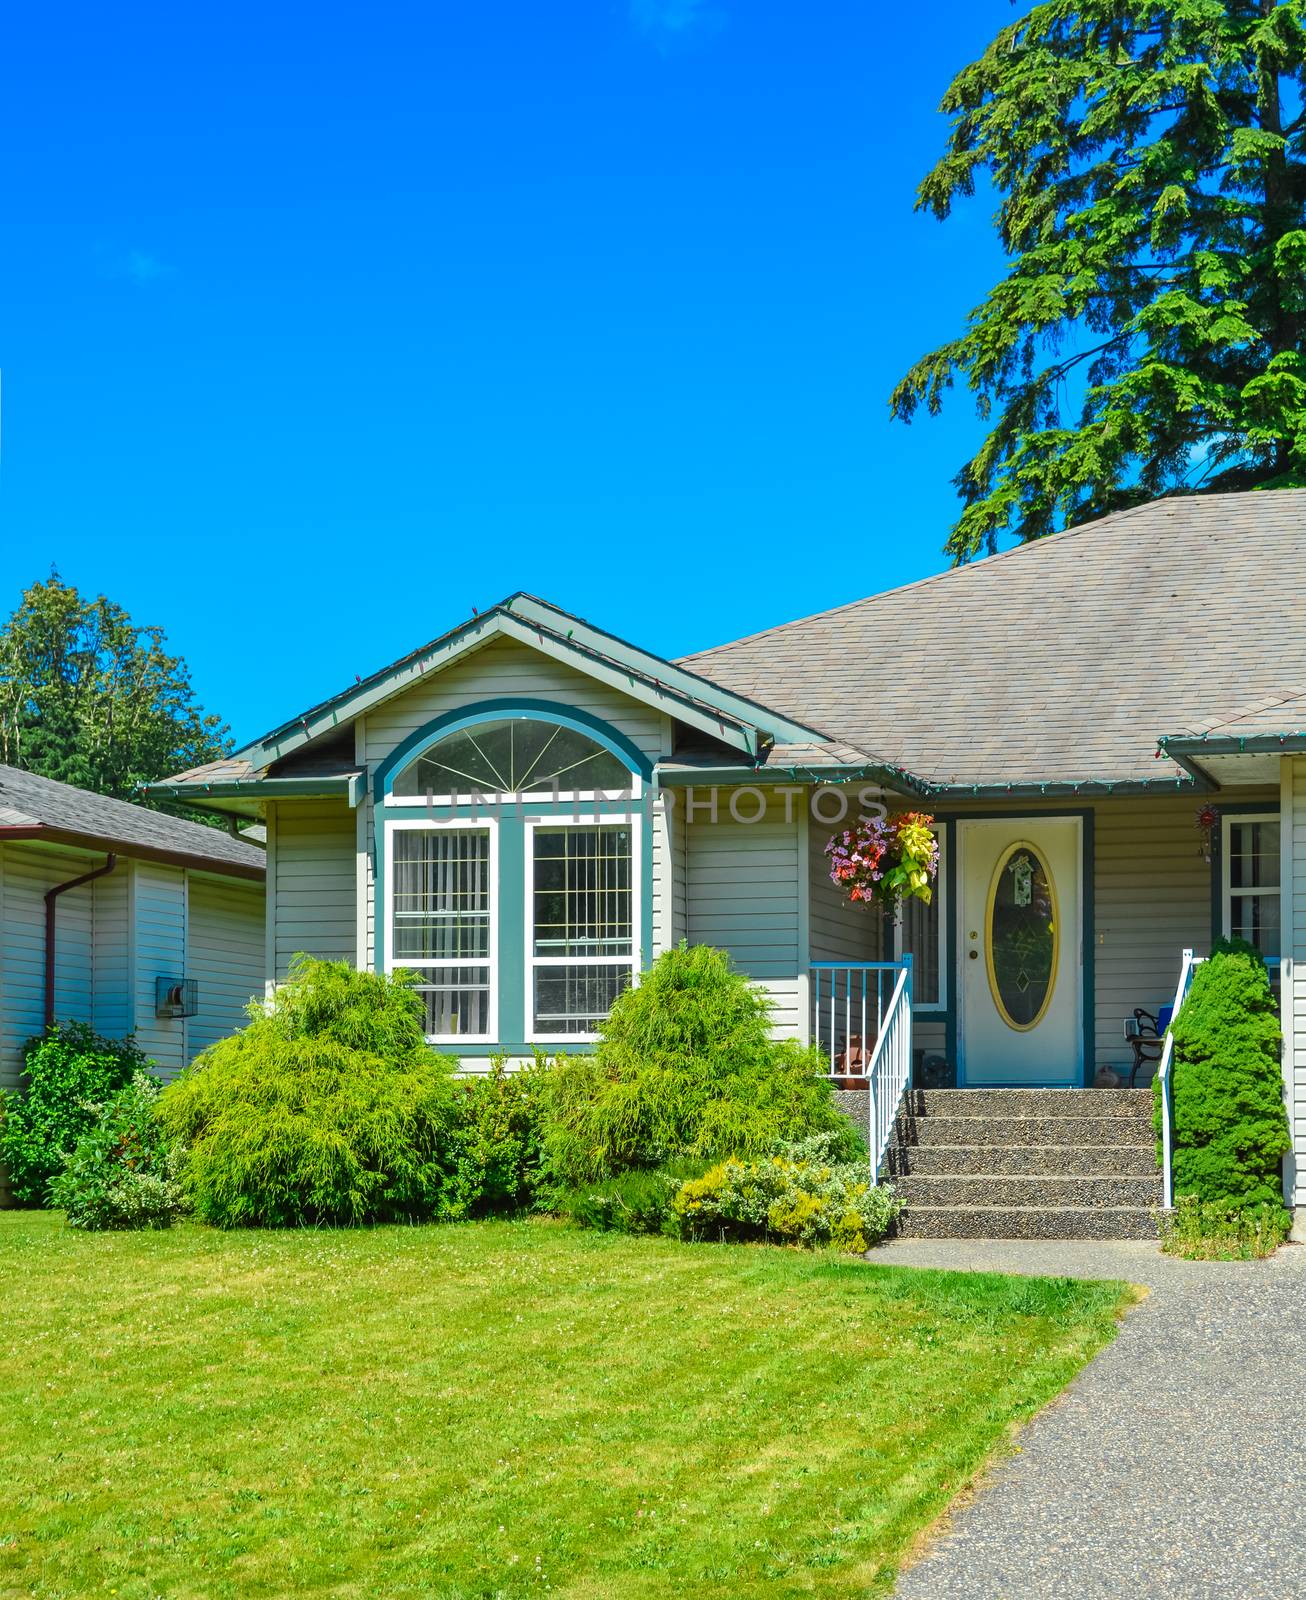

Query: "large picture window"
<box><xmin>1222</xmin><ymin>813</ymin><xmax>1281</xmax><ymax>960</ymax></box>
<box><xmin>389</xmin><ymin>824</ymin><xmax>495</xmax><ymax>1039</ymax></box>
<box><xmin>528</xmin><ymin>821</ymin><xmax>636</xmax><ymax>1038</ymax></box>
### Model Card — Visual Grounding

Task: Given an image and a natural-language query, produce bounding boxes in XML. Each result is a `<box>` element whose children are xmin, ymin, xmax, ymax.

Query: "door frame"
<box><xmin>944</xmin><ymin>809</ymin><xmax>1095</xmax><ymax>1088</ymax></box>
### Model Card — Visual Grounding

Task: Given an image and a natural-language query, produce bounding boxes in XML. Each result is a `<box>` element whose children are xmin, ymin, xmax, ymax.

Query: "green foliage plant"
<box><xmin>672</xmin><ymin>1134</ymin><xmax>899</xmax><ymax>1253</ymax></box>
<box><xmin>537</xmin><ymin>943</ymin><xmax>863</xmax><ymax>1189</ymax></box>
<box><xmin>1156</xmin><ymin>944</ymin><xmax>1291</xmax><ymax>1214</ymax></box>
<box><xmin>892</xmin><ymin>2</ymin><xmax>1306</xmax><ymax>561</ymax></box>
<box><xmin>1158</xmin><ymin>1193</ymin><xmax>1290</xmax><ymax>1259</ymax></box>
<box><xmin>554</xmin><ymin>1159</ymin><xmax>707</xmax><ymax>1237</ymax></box>
<box><xmin>0</xmin><ymin>1022</ymin><xmax>149</xmax><ymax>1205</ymax></box>
<box><xmin>50</xmin><ymin>1072</ymin><xmax>184</xmax><ymax>1231</ymax></box>
<box><xmin>440</xmin><ymin>1058</ymin><xmax>544</xmax><ymax>1220</ymax></box>
<box><xmin>158</xmin><ymin>956</ymin><xmax>459</xmax><ymax>1227</ymax></box>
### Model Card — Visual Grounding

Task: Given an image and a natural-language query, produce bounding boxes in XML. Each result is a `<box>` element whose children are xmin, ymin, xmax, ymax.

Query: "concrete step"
<box><xmin>895</xmin><ymin>1173</ymin><xmax>1161</xmax><ymax>1209</ymax></box>
<box><xmin>886</xmin><ymin>1142</ymin><xmax>1159</xmax><ymax>1178</ymax></box>
<box><xmin>895</xmin><ymin>1205</ymin><xmax>1160</xmax><ymax>1241</ymax></box>
<box><xmin>907</xmin><ymin>1088</ymin><xmax>1153</xmax><ymax>1118</ymax></box>
<box><xmin>908</xmin><ymin>1114</ymin><xmax>1152</xmax><ymax>1148</ymax></box>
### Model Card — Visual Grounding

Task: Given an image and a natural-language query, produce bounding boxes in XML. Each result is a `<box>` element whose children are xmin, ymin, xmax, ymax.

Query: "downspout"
<box><xmin>44</xmin><ymin>854</ymin><xmax>118</xmax><ymax>1029</ymax></box>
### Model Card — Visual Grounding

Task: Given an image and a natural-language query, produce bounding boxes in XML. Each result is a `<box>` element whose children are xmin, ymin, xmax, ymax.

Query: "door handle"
<box><xmin>968</xmin><ymin>950</ymin><xmax>979</xmax><ymax>960</ymax></box>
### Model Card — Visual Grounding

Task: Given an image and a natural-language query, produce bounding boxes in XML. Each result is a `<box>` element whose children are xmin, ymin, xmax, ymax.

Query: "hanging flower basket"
<box><xmin>825</xmin><ymin>812</ymin><xmax>940</xmax><ymax>909</ymax></box>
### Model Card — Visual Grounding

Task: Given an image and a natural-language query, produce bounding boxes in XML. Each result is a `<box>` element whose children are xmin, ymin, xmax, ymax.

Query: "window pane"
<box><xmin>1229</xmin><ymin>821</ymin><xmax>1280</xmax><ymax>890</ymax></box>
<box><xmin>392</xmin><ymin>830</ymin><xmax>490</xmax><ymax>960</ymax></box>
<box><xmin>402</xmin><ymin>966</ymin><xmax>492</xmax><ymax>1036</ymax></box>
<box><xmin>533</xmin><ymin>964</ymin><xmax>632</xmax><ymax>1034</ymax></box>
<box><xmin>392</xmin><ymin>717</ymin><xmax>632</xmax><ymax>796</ymax></box>
<box><xmin>1230</xmin><ymin>892</ymin><xmax>1281</xmax><ymax>959</ymax></box>
<box><xmin>533</xmin><ymin>826</ymin><xmax>632</xmax><ymax>957</ymax></box>
<box><xmin>901</xmin><ymin>890</ymin><xmax>940</xmax><ymax>1007</ymax></box>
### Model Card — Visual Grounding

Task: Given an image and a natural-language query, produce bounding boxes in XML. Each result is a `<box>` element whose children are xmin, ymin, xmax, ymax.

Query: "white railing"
<box><xmin>866</xmin><ymin>959</ymin><xmax>913</xmax><ymax>1185</ymax></box>
<box><xmin>809</xmin><ymin>958</ymin><xmax>913</xmax><ymax>1185</ymax></box>
<box><xmin>809</xmin><ymin>960</ymin><xmax>908</xmax><ymax>1075</ymax></box>
<box><xmin>1157</xmin><ymin>948</ymin><xmax>1202</xmax><ymax>1210</ymax></box>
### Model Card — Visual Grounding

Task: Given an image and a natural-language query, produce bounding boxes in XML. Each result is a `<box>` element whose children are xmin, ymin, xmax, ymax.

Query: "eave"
<box><xmin>0</xmin><ymin>824</ymin><xmax>265</xmax><ymax>882</ymax></box>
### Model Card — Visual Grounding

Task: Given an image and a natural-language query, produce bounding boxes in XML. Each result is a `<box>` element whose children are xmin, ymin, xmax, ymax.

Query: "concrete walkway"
<box><xmin>875</xmin><ymin>1238</ymin><xmax>1306</xmax><ymax>1600</ymax></box>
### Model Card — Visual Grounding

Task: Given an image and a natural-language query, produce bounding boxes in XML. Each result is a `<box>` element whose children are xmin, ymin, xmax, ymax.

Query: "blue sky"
<box><xmin>0</xmin><ymin>1</ymin><xmax>1013</xmax><ymax>746</ymax></box>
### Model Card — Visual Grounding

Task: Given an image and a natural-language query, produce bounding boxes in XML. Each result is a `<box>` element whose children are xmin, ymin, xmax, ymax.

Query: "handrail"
<box><xmin>1157</xmin><ymin>948</ymin><xmax>1202</xmax><ymax>1210</ymax></box>
<box><xmin>865</xmin><ymin>955</ymin><xmax>913</xmax><ymax>1186</ymax></box>
<box><xmin>809</xmin><ymin>960</ymin><xmax>907</xmax><ymax>1076</ymax></box>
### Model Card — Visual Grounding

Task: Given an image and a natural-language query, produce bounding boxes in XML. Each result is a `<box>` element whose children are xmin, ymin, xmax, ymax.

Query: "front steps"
<box><xmin>887</xmin><ymin>1088</ymin><xmax>1161</xmax><ymax>1240</ymax></box>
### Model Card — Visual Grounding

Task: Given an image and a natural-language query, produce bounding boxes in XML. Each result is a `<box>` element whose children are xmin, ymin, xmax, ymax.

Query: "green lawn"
<box><xmin>0</xmin><ymin>1214</ymin><xmax>1131</xmax><ymax>1599</ymax></box>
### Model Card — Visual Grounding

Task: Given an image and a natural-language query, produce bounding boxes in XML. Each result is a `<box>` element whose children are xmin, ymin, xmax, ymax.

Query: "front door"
<box><xmin>957</xmin><ymin>818</ymin><xmax>1082</xmax><ymax>1086</ymax></box>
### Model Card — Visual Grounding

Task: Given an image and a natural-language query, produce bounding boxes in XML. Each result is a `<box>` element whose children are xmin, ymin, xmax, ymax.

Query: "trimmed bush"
<box><xmin>440</xmin><ymin>1060</ymin><xmax>544</xmax><ymax>1220</ymax></box>
<box><xmin>672</xmin><ymin>1134</ymin><xmax>899</xmax><ymax>1253</ymax></box>
<box><xmin>0</xmin><ymin>1023</ymin><xmax>150</xmax><ymax>1205</ymax></box>
<box><xmin>158</xmin><ymin>956</ymin><xmax>460</xmax><ymax>1227</ymax></box>
<box><xmin>555</xmin><ymin>1159</ymin><xmax>708</xmax><ymax>1237</ymax></box>
<box><xmin>50</xmin><ymin>1072</ymin><xmax>184</xmax><ymax>1231</ymax></box>
<box><xmin>1158</xmin><ymin>946</ymin><xmax>1291</xmax><ymax>1214</ymax></box>
<box><xmin>538</xmin><ymin>943</ymin><xmax>863</xmax><ymax>1188</ymax></box>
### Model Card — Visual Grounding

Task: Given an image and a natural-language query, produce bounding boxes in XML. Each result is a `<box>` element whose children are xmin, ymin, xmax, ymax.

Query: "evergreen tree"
<box><xmin>893</xmin><ymin>1</ymin><xmax>1306</xmax><ymax>560</ymax></box>
<box><xmin>0</xmin><ymin>572</ymin><xmax>230</xmax><ymax>801</ymax></box>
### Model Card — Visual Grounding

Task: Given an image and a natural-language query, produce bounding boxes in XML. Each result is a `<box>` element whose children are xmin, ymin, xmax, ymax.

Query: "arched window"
<box><xmin>391</xmin><ymin>715</ymin><xmax>634</xmax><ymax>798</ymax></box>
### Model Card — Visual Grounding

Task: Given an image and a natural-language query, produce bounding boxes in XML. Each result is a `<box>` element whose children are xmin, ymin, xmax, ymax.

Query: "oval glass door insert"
<box><xmin>985</xmin><ymin>842</ymin><xmax>1059</xmax><ymax>1030</ymax></box>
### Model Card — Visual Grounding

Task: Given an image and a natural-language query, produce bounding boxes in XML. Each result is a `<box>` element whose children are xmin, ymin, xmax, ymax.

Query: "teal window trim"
<box><xmin>374</xmin><ymin>702</ymin><xmax>653</xmax><ymax>1053</ymax></box>
<box><xmin>373</xmin><ymin>698</ymin><xmax>654</xmax><ymax>804</ymax></box>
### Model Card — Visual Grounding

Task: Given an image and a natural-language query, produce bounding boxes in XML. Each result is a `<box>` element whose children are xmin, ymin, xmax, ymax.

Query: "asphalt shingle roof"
<box><xmin>679</xmin><ymin>491</ymin><xmax>1306</xmax><ymax>788</ymax></box>
<box><xmin>0</xmin><ymin>765</ymin><xmax>265</xmax><ymax>876</ymax></box>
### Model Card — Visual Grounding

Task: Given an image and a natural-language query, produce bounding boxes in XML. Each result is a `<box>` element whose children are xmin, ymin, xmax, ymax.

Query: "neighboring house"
<box><xmin>150</xmin><ymin>490</ymin><xmax>1306</xmax><ymax>1236</ymax></box>
<box><xmin>0</xmin><ymin>765</ymin><xmax>265</xmax><ymax>1088</ymax></box>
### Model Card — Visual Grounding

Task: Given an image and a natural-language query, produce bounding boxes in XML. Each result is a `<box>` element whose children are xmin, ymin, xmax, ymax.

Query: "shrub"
<box><xmin>555</xmin><ymin>1159</ymin><xmax>707</xmax><ymax>1237</ymax></box>
<box><xmin>1159</xmin><ymin>1194</ymin><xmax>1290</xmax><ymax>1261</ymax></box>
<box><xmin>672</xmin><ymin>1134</ymin><xmax>899</xmax><ymax>1253</ymax></box>
<box><xmin>538</xmin><ymin>943</ymin><xmax>863</xmax><ymax>1188</ymax></box>
<box><xmin>440</xmin><ymin>1059</ymin><xmax>545</xmax><ymax>1220</ymax></box>
<box><xmin>50</xmin><ymin>1072</ymin><xmax>184</xmax><ymax>1231</ymax></box>
<box><xmin>158</xmin><ymin>956</ymin><xmax>460</xmax><ymax>1227</ymax></box>
<box><xmin>0</xmin><ymin>1023</ymin><xmax>150</xmax><ymax>1205</ymax></box>
<box><xmin>1157</xmin><ymin>946</ymin><xmax>1291</xmax><ymax>1215</ymax></box>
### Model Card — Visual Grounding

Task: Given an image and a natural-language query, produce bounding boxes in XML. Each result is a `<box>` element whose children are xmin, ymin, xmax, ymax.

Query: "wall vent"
<box><xmin>155</xmin><ymin>977</ymin><xmax>198</xmax><ymax>1018</ymax></box>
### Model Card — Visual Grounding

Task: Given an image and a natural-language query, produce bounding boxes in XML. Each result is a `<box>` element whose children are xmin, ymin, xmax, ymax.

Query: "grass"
<box><xmin>0</xmin><ymin>1213</ymin><xmax>1132</xmax><ymax>1599</ymax></box>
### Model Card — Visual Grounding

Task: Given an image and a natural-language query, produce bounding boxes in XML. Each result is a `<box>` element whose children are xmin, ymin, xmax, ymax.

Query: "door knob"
<box><xmin>968</xmin><ymin>950</ymin><xmax>979</xmax><ymax>960</ymax></box>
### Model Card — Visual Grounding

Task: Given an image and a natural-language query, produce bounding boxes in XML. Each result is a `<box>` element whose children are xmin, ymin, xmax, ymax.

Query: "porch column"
<box><xmin>1282</xmin><ymin>756</ymin><xmax>1303</xmax><ymax>1229</ymax></box>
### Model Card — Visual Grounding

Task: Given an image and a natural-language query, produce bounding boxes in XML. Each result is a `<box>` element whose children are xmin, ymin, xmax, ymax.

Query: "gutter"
<box><xmin>0</xmin><ymin>824</ymin><xmax>264</xmax><ymax>883</ymax></box>
<box><xmin>44</xmin><ymin>854</ymin><xmax>117</xmax><ymax>1028</ymax></box>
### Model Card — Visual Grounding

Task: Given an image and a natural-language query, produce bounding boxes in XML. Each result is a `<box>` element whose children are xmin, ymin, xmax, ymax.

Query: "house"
<box><xmin>150</xmin><ymin>490</ymin><xmax>1306</xmax><ymax>1237</ymax></box>
<box><xmin>0</xmin><ymin>765</ymin><xmax>265</xmax><ymax>1088</ymax></box>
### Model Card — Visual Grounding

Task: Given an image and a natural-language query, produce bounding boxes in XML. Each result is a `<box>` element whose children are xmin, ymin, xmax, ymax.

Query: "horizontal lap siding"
<box><xmin>1291</xmin><ymin>758</ymin><xmax>1306</xmax><ymax>1206</ymax></box>
<box><xmin>92</xmin><ymin>864</ymin><xmax>131</xmax><ymax>1040</ymax></box>
<box><xmin>1092</xmin><ymin>795</ymin><xmax>1217</xmax><ymax>1075</ymax></box>
<box><xmin>271</xmin><ymin>800</ymin><xmax>356</xmax><ymax>979</ymax></box>
<box><xmin>187</xmin><ymin>876</ymin><xmax>265</xmax><ymax>1056</ymax></box>
<box><xmin>686</xmin><ymin>793</ymin><xmax>801</xmax><ymax>1038</ymax></box>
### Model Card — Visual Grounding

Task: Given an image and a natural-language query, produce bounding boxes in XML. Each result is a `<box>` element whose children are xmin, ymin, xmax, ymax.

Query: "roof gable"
<box><xmin>239</xmin><ymin>593</ymin><xmax>828</xmax><ymax>769</ymax></box>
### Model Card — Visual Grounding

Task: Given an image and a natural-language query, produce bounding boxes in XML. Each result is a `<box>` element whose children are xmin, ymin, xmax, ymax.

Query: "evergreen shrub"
<box><xmin>50</xmin><ymin>1071</ymin><xmax>184</xmax><ymax>1230</ymax></box>
<box><xmin>1158</xmin><ymin>945</ymin><xmax>1291</xmax><ymax>1216</ymax></box>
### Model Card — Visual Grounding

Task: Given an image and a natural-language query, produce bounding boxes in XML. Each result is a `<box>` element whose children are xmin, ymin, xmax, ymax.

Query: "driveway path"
<box><xmin>874</xmin><ymin>1238</ymin><xmax>1306</xmax><ymax>1600</ymax></box>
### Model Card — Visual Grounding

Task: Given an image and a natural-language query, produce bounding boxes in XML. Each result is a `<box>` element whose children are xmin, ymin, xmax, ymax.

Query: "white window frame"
<box><xmin>1221</xmin><ymin>810</ymin><xmax>1281</xmax><ymax>957</ymax></box>
<box><xmin>384</xmin><ymin>815</ymin><xmax>499</xmax><ymax>1044</ymax></box>
<box><xmin>523</xmin><ymin>812</ymin><xmax>642</xmax><ymax>1045</ymax></box>
<box><xmin>892</xmin><ymin>824</ymin><xmax>947</xmax><ymax>1013</ymax></box>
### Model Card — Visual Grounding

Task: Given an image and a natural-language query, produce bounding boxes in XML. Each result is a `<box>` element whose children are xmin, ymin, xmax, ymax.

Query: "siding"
<box><xmin>270</xmin><ymin>799</ymin><xmax>357</xmax><ymax>979</ymax></box>
<box><xmin>0</xmin><ymin>843</ymin><xmax>98</xmax><ymax>1090</ymax></box>
<box><xmin>187</xmin><ymin>874</ymin><xmax>265</xmax><ymax>1056</ymax></box>
<box><xmin>685</xmin><ymin>789</ymin><xmax>802</xmax><ymax>1037</ymax></box>
<box><xmin>91</xmin><ymin>861</ymin><xmax>132</xmax><ymax>1039</ymax></box>
<box><xmin>1288</xmin><ymin>757</ymin><xmax>1306</xmax><ymax>1207</ymax></box>
<box><xmin>808</xmin><ymin>829</ymin><xmax>882</xmax><ymax>962</ymax></box>
<box><xmin>132</xmin><ymin>863</ymin><xmax>188</xmax><ymax>1077</ymax></box>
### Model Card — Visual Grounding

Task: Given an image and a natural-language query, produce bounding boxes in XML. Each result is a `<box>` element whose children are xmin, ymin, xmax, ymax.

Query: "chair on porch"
<box><xmin>1124</xmin><ymin>1005</ymin><xmax>1173</xmax><ymax>1087</ymax></box>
